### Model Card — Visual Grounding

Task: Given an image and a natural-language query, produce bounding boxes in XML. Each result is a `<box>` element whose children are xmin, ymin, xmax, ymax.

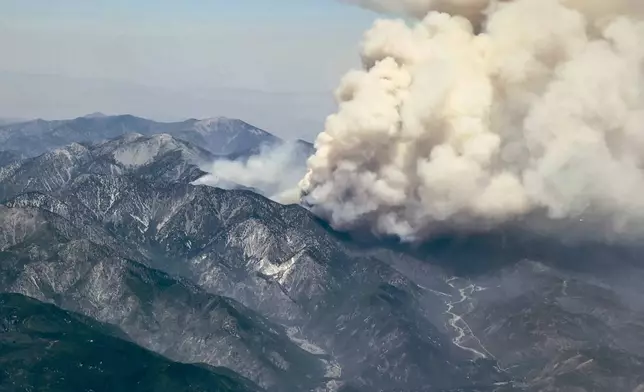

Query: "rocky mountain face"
<box><xmin>0</xmin><ymin>293</ymin><xmax>264</xmax><ymax>392</ymax></box>
<box><xmin>0</xmin><ymin>197</ymin><xmax>327</xmax><ymax>392</ymax></box>
<box><xmin>0</xmin><ymin>114</ymin><xmax>280</xmax><ymax>157</ymax></box>
<box><xmin>0</xmin><ymin>133</ymin><xmax>214</xmax><ymax>202</ymax></box>
<box><xmin>0</xmin><ymin>132</ymin><xmax>643</xmax><ymax>392</ymax></box>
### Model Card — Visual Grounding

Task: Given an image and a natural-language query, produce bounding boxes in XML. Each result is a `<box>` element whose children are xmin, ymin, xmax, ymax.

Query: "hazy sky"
<box><xmin>0</xmin><ymin>0</ymin><xmax>378</xmax><ymax>140</ymax></box>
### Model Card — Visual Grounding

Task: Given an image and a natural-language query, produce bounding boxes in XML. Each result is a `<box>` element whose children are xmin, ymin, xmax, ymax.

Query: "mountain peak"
<box><xmin>195</xmin><ymin>116</ymin><xmax>233</xmax><ymax>125</ymax></box>
<box><xmin>47</xmin><ymin>142</ymin><xmax>90</xmax><ymax>160</ymax></box>
<box><xmin>193</xmin><ymin>117</ymin><xmax>252</xmax><ymax>133</ymax></box>
<box><xmin>82</xmin><ymin>112</ymin><xmax>108</xmax><ymax>118</ymax></box>
<box><xmin>96</xmin><ymin>133</ymin><xmax>212</xmax><ymax>169</ymax></box>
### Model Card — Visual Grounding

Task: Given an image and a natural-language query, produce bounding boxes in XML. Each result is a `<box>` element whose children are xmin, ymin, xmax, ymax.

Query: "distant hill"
<box><xmin>0</xmin><ymin>117</ymin><xmax>26</xmax><ymax>126</ymax></box>
<box><xmin>0</xmin><ymin>114</ymin><xmax>281</xmax><ymax>157</ymax></box>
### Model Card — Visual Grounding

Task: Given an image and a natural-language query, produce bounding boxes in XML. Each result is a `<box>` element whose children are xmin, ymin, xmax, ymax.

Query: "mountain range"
<box><xmin>0</xmin><ymin>117</ymin><xmax>643</xmax><ymax>392</ymax></box>
<box><xmin>0</xmin><ymin>114</ymin><xmax>289</xmax><ymax>158</ymax></box>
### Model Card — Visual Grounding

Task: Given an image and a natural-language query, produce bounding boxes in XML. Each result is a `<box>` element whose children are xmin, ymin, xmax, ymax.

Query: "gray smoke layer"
<box><xmin>346</xmin><ymin>0</ymin><xmax>643</xmax><ymax>20</ymax></box>
<box><xmin>344</xmin><ymin>0</ymin><xmax>490</xmax><ymax>22</ymax></box>
<box><xmin>195</xmin><ymin>142</ymin><xmax>307</xmax><ymax>203</ymax></box>
<box><xmin>301</xmin><ymin>0</ymin><xmax>644</xmax><ymax>242</ymax></box>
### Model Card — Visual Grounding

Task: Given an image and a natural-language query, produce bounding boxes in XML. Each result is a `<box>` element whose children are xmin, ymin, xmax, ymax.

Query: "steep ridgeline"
<box><xmin>0</xmin><ymin>133</ymin><xmax>212</xmax><ymax>202</ymax></box>
<box><xmin>1</xmin><ymin>135</ymin><xmax>644</xmax><ymax>391</ymax></box>
<box><xmin>0</xmin><ymin>114</ymin><xmax>280</xmax><ymax>157</ymax></box>
<box><xmin>0</xmin><ymin>293</ymin><xmax>264</xmax><ymax>392</ymax></box>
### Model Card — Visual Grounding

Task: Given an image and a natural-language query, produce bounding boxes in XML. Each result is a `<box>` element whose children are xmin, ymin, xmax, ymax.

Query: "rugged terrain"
<box><xmin>0</xmin><ymin>129</ymin><xmax>643</xmax><ymax>391</ymax></box>
<box><xmin>0</xmin><ymin>293</ymin><xmax>263</xmax><ymax>392</ymax></box>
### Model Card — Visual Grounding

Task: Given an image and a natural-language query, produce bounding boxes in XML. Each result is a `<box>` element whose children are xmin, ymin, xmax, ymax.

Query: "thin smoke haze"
<box><xmin>195</xmin><ymin>142</ymin><xmax>308</xmax><ymax>203</ymax></box>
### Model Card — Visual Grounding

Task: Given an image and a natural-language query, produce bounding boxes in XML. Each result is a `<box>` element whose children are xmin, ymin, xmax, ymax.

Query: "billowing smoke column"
<box><xmin>299</xmin><ymin>0</ymin><xmax>644</xmax><ymax>241</ymax></box>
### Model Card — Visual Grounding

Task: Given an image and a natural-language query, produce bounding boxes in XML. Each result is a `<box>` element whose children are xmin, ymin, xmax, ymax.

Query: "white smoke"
<box><xmin>195</xmin><ymin>142</ymin><xmax>308</xmax><ymax>203</ymax></box>
<box><xmin>300</xmin><ymin>0</ymin><xmax>644</xmax><ymax>242</ymax></box>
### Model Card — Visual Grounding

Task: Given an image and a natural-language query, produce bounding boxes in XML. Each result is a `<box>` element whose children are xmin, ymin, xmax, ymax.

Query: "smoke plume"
<box><xmin>300</xmin><ymin>0</ymin><xmax>644</xmax><ymax>242</ymax></box>
<box><xmin>195</xmin><ymin>142</ymin><xmax>308</xmax><ymax>203</ymax></box>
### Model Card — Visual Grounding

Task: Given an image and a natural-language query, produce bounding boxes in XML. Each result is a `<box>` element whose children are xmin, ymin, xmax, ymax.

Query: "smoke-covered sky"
<box><xmin>0</xmin><ymin>0</ymin><xmax>378</xmax><ymax>140</ymax></box>
<box><xmin>301</xmin><ymin>0</ymin><xmax>644</xmax><ymax>243</ymax></box>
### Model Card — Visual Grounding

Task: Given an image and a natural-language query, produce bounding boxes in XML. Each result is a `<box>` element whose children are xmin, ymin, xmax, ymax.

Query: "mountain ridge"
<box><xmin>0</xmin><ymin>114</ymin><xmax>282</xmax><ymax>157</ymax></box>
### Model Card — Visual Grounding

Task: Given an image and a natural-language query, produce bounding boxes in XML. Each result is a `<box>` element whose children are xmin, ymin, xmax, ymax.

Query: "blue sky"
<box><xmin>0</xmin><ymin>0</ymin><xmax>378</xmax><ymax>139</ymax></box>
<box><xmin>2</xmin><ymin>1</ymin><xmax>370</xmax><ymax>25</ymax></box>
